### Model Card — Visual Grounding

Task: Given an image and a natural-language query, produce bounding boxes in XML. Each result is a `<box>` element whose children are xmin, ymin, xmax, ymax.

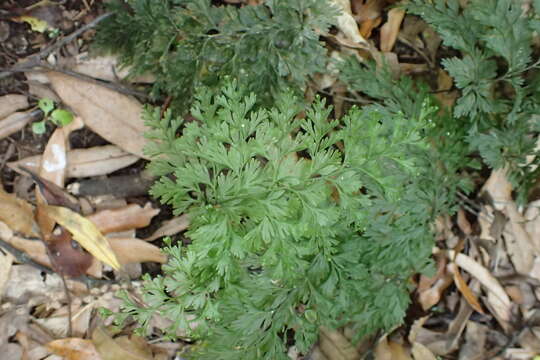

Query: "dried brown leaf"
<box><xmin>448</xmin><ymin>263</ymin><xmax>485</xmax><ymax>314</ymax></box>
<box><xmin>332</xmin><ymin>0</ymin><xmax>368</xmax><ymax>45</ymax></box>
<box><xmin>92</xmin><ymin>327</ymin><xmax>152</xmax><ymax>360</ymax></box>
<box><xmin>88</xmin><ymin>203</ymin><xmax>159</xmax><ymax>234</ymax></box>
<box><xmin>144</xmin><ymin>214</ymin><xmax>189</xmax><ymax>241</ymax></box>
<box><xmin>319</xmin><ymin>326</ymin><xmax>360</xmax><ymax>360</ymax></box>
<box><xmin>411</xmin><ymin>343</ymin><xmax>437</xmax><ymax>360</ymax></box>
<box><xmin>0</xmin><ymin>186</ymin><xmax>38</xmax><ymax>237</ymax></box>
<box><xmin>47</xmin><ymin>338</ymin><xmax>102</xmax><ymax>360</ymax></box>
<box><xmin>0</xmin><ymin>94</ymin><xmax>28</xmax><ymax>118</ymax></box>
<box><xmin>109</xmin><ymin>238</ymin><xmax>167</xmax><ymax>265</ymax></box>
<box><xmin>47</xmin><ymin>71</ymin><xmax>150</xmax><ymax>159</ymax></box>
<box><xmin>380</xmin><ymin>8</ymin><xmax>405</xmax><ymax>52</ymax></box>
<box><xmin>0</xmin><ymin>111</ymin><xmax>40</xmax><ymax>140</ymax></box>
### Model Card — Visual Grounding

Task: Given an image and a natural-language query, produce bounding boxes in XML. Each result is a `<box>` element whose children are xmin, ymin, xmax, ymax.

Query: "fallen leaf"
<box><xmin>44</xmin><ymin>205</ymin><xmax>121</xmax><ymax>270</ymax></box>
<box><xmin>319</xmin><ymin>326</ymin><xmax>360</xmax><ymax>360</ymax></box>
<box><xmin>448</xmin><ymin>262</ymin><xmax>485</xmax><ymax>314</ymax></box>
<box><xmin>9</xmin><ymin>145</ymin><xmax>140</xmax><ymax>179</ymax></box>
<box><xmin>0</xmin><ymin>185</ymin><xmax>38</xmax><ymax>237</ymax></box>
<box><xmin>47</xmin><ymin>72</ymin><xmax>150</xmax><ymax>159</ymax></box>
<box><xmin>411</xmin><ymin>342</ymin><xmax>437</xmax><ymax>360</ymax></box>
<box><xmin>0</xmin><ymin>94</ymin><xmax>29</xmax><ymax>118</ymax></box>
<box><xmin>144</xmin><ymin>214</ymin><xmax>190</xmax><ymax>241</ymax></box>
<box><xmin>47</xmin><ymin>338</ymin><xmax>102</xmax><ymax>360</ymax></box>
<box><xmin>40</xmin><ymin>127</ymin><xmax>68</xmax><ymax>188</ymax></box>
<box><xmin>87</xmin><ymin>203</ymin><xmax>159</xmax><ymax>234</ymax></box>
<box><xmin>374</xmin><ymin>335</ymin><xmax>412</xmax><ymax>360</ymax></box>
<box><xmin>65</xmin><ymin>54</ymin><xmax>155</xmax><ymax>83</ymax></box>
<box><xmin>331</xmin><ymin>0</ymin><xmax>368</xmax><ymax>45</ymax></box>
<box><xmin>92</xmin><ymin>327</ymin><xmax>152</xmax><ymax>360</ymax></box>
<box><xmin>109</xmin><ymin>238</ymin><xmax>167</xmax><ymax>265</ymax></box>
<box><xmin>0</xmin><ymin>110</ymin><xmax>41</xmax><ymax>140</ymax></box>
<box><xmin>380</xmin><ymin>8</ymin><xmax>405</xmax><ymax>52</ymax></box>
<box><xmin>0</xmin><ymin>250</ymin><xmax>14</xmax><ymax>300</ymax></box>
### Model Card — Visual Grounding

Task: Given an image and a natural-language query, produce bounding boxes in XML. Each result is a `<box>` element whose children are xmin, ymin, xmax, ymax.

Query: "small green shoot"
<box><xmin>33</xmin><ymin>98</ymin><xmax>74</xmax><ymax>134</ymax></box>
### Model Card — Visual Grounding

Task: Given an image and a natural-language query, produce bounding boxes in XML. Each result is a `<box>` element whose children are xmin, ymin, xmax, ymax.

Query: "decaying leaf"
<box><xmin>0</xmin><ymin>110</ymin><xmax>41</xmax><ymax>140</ymax></box>
<box><xmin>40</xmin><ymin>127</ymin><xmax>68</xmax><ymax>188</ymax></box>
<box><xmin>47</xmin><ymin>71</ymin><xmax>150</xmax><ymax>159</ymax></box>
<box><xmin>64</xmin><ymin>54</ymin><xmax>155</xmax><ymax>83</ymax></box>
<box><xmin>44</xmin><ymin>205</ymin><xmax>121</xmax><ymax>270</ymax></box>
<box><xmin>319</xmin><ymin>326</ymin><xmax>360</xmax><ymax>360</ymax></box>
<box><xmin>0</xmin><ymin>250</ymin><xmax>14</xmax><ymax>300</ymax></box>
<box><xmin>331</xmin><ymin>0</ymin><xmax>368</xmax><ymax>46</ymax></box>
<box><xmin>144</xmin><ymin>214</ymin><xmax>190</xmax><ymax>241</ymax></box>
<box><xmin>9</xmin><ymin>145</ymin><xmax>140</xmax><ymax>179</ymax></box>
<box><xmin>448</xmin><ymin>263</ymin><xmax>485</xmax><ymax>314</ymax></box>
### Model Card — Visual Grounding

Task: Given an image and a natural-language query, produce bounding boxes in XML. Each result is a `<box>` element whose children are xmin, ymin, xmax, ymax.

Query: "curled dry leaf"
<box><xmin>46</xmin><ymin>338</ymin><xmax>101</xmax><ymax>360</ymax></box>
<box><xmin>0</xmin><ymin>110</ymin><xmax>41</xmax><ymax>140</ymax></box>
<box><xmin>87</xmin><ymin>203</ymin><xmax>159</xmax><ymax>234</ymax></box>
<box><xmin>9</xmin><ymin>145</ymin><xmax>140</xmax><ymax>179</ymax></box>
<box><xmin>44</xmin><ymin>205</ymin><xmax>121</xmax><ymax>270</ymax></box>
<box><xmin>331</xmin><ymin>0</ymin><xmax>368</xmax><ymax>46</ymax></box>
<box><xmin>0</xmin><ymin>94</ymin><xmax>29</xmax><ymax>118</ymax></box>
<box><xmin>47</xmin><ymin>71</ymin><xmax>150</xmax><ymax>159</ymax></box>
<box><xmin>109</xmin><ymin>238</ymin><xmax>167</xmax><ymax>265</ymax></box>
<box><xmin>380</xmin><ymin>8</ymin><xmax>405</xmax><ymax>52</ymax></box>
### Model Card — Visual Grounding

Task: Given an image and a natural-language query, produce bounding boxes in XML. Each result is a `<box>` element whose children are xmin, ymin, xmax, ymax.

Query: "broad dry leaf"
<box><xmin>482</xmin><ymin>168</ymin><xmax>512</xmax><ymax>211</ymax></box>
<box><xmin>9</xmin><ymin>145</ymin><xmax>139</xmax><ymax>179</ymax></box>
<box><xmin>319</xmin><ymin>326</ymin><xmax>360</xmax><ymax>360</ymax></box>
<box><xmin>374</xmin><ymin>335</ymin><xmax>412</xmax><ymax>360</ymax></box>
<box><xmin>92</xmin><ymin>327</ymin><xmax>152</xmax><ymax>360</ymax></box>
<box><xmin>331</xmin><ymin>0</ymin><xmax>368</xmax><ymax>45</ymax></box>
<box><xmin>144</xmin><ymin>214</ymin><xmax>190</xmax><ymax>241</ymax></box>
<box><xmin>0</xmin><ymin>111</ymin><xmax>40</xmax><ymax>140</ymax></box>
<box><xmin>47</xmin><ymin>71</ymin><xmax>150</xmax><ymax>159</ymax></box>
<box><xmin>0</xmin><ymin>186</ymin><xmax>38</xmax><ymax>237</ymax></box>
<box><xmin>46</xmin><ymin>338</ymin><xmax>102</xmax><ymax>360</ymax></box>
<box><xmin>88</xmin><ymin>203</ymin><xmax>159</xmax><ymax>234</ymax></box>
<box><xmin>0</xmin><ymin>94</ymin><xmax>28</xmax><ymax>118</ymax></box>
<box><xmin>380</xmin><ymin>8</ymin><xmax>405</xmax><ymax>52</ymax></box>
<box><xmin>109</xmin><ymin>238</ymin><xmax>167</xmax><ymax>265</ymax></box>
<box><xmin>67</xmin><ymin>54</ymin><xmax>155</xmax><ymax>83</ymax></box>
<box><xmin>44</xmin><ymin>205</ymin><xmax>121</xmax><ymax>270</ymax></box>
<box><xmin>448</xmin><ymin>263</ymin><xmax>485</xmax><ymax>314</ymax></box>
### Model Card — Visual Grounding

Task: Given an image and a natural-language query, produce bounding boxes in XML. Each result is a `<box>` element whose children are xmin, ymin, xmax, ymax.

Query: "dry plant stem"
<box><xmin>0</xmin><ymin>12</ymin><xmax>113</xmax><ymax>79</ymax></box>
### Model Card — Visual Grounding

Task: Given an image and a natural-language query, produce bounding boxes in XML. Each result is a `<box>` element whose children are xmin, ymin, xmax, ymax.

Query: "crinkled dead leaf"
<box><xmin>47</xmin><ymin>71</ymin><xmax>150</xmax><ymax>159</ymax></box>
<box><xmin>0</xmin><ymin>94</ymin><xmax>28</xmax><ymax>118</ymax></box>
<box><xmin>0</xmin><ymin>185</ymin><xmax>38</xmax><ymax>237</ymax></box>
<box><xmin>9</xmin><ymin>145</ymin><xmax>140</xmax><ymax>179</ymax></box>
<box><xmin>47</xmin><ymin>338</ymin><xmax>102</xmax><ymax>360</ymax></box>
<box><xmin>380</xmin><ymin>8</ymin><xmax>405</xmax><ymax>52</ymax></box>
<box><xmin>44</xmin><ymin>205</ymin><xmax>121</xmax><ymax>270</ymax></box>
<box><xmin>87</xmin><ymin>203</ymin><xmax>159</xmax><ymax>234</ymax></box>
<box><xmin>92</xmin><ymin>327</ymin><xmax>153</xmax><ymax>360</ymax></box>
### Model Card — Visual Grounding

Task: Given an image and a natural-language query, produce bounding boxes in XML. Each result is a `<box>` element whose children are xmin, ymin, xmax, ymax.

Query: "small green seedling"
<box><xmin>33</xmin><ymin>98</ymin><xmax>74</xmax><ymax>134</ymax></box>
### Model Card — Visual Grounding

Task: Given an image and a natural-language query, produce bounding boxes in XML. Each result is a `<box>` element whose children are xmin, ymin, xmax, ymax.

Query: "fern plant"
<box><xmin>94</xmin><ymin>0</ymin><xmax>338</xmax><ymax>112</ymax></box>
<box><xmin>115</xmin><ymin>81</ymin><xmax>442</xmax><ymax>359</ymax></box>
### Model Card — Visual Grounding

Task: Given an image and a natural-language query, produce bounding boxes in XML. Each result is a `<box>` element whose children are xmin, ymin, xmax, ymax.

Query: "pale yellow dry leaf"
<box><xmin>380</xmin><ymin>8</ymin><xmax>405</xmax><ymax>52</ymax></box>
<box><xmin>44</xmin><ymin>205</ymin><xmax>121</xmax><ymax>270</ymax></box>
<box><xmin>46</xmin><ymin>338</ymin><xmax>102</xmax><ymax>360</ymax></box>
<box><xmin>47</xmin><ymin>71</ymin><xmax>150</xmax><ymax>159</ymax></box>
<box><xmin>0</xmin><ymin>94</ymin><xmax>29</xmax><ymax>118</ymax></box>
<box><xmin>9</xmin><ymin>145</ymin><xmax>139</xmax><ymax>179</ymax></box>
<box><xmin>109</xmin><ymin>238</ymin><xmax>167</xmax><ymax>265</ymax></box>
<box><xmin>448</xmin><ymin>263</ymin><xmax>485</xmax><ymax>314</ymax></box>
